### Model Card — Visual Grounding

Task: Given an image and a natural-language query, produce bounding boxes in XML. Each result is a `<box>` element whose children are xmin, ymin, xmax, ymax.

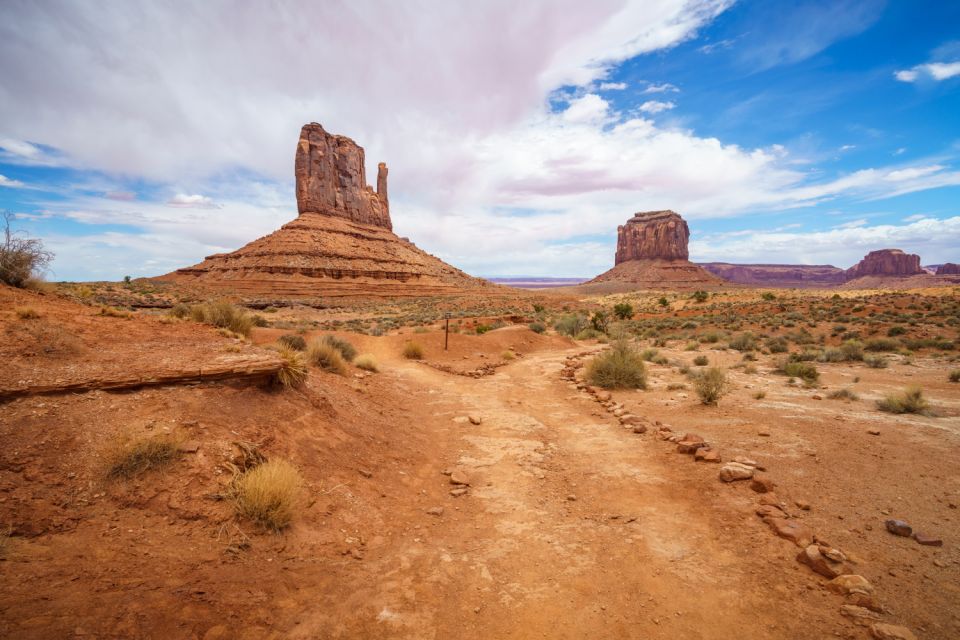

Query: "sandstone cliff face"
<box><xmin>615</xmin><ymin>211</ymin><xmax>689</xmax><ymax>264</ymax></box>
<box><xmin>936</xmin><ymin>263</ymin><xmax>960</xmax><ymax>275</ymax></box>
<box><xmin>845</xmin><ymin>249</ymin><xmax>923</xmax><ymax>279</ymax></box>
<box><xmin>295</xmin><ymin>123</ymin><xmax>391</xmax><ymax>229</ymax></box>
<box><xmin>700</xmin><ymin>263</ymin><xmax>847</xmax><ymax>288</ymax></box>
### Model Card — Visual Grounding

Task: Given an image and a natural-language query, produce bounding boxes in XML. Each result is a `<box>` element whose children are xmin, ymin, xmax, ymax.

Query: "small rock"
<box><xmin>731</xmin><ymin>456</ymin><xmax>758</xmax><ymax>468</ymax></box>
<box><xmin>885</xmin><ymin>519</ymin><xmax>912</xmax><ymax>537</ymax></box>
<box><xmin>827</xmin><ymin>574</ymin><xmax>874</xmax><ymax>596</ymax></box>
<box><xmin>797</xmin><ymin>544</ymin><xmax>846</xmax><ymax>578</ymax></box>
<box><xmin>677</xmin><ymin>435</ymin><xmax>707</xmax><ymax>454</ymax></box>
<box><xmin>425</xmin><ymin>507</ymin><xmax>444</xmax><ymax>516</ymax></box>
<box><xmin>767</xmin><ymin>519</ymin><xmax>814</xmax><ymax>548</ymax></box>
<box><xmin>449</xmin><ymin>488</ymin><xmax>468</xmax><ymax>497</ymax></box>
<box><xmin>913</xmin><ymin>532</ymin><xmax>942</xmax><ymax>546</ymax></box>
<box><xmin>758</xmin><ymin>493</ymin><xmax>782</xmax><ymax>506</ymax></box>
<box><xmin>758</xmin><ymin>431</ymin><xmax>771</xmax><ymax>437</ymax></box>
<box><xmin>795</xmin><ymin>499</ymin><xmax>811</xmax><ymax>511</ymax></box>
<box><xmin>452</xmin><ymin>416</ymin><xmax>470</xmax><ymax>425</ymax></box>
<box><xmin>632</xmin><ymin>424</ymin><xmax>648</xmax><ymax>434</ymax></box>
<box><xmin>566</xmin><ymin>494</ymin><xmax>577</xmax><ymax>502</ymax></box>
<box><xmin>750</xmin><ymin>474</ymin><xmax>776</xmax><ymax>494</ymax></box>
<box><xmin>812</xmin><ymin>394</ymin><xmax>822</xmax><ymax>400</ymax></box>
<box><xmin>468</xmin><ymin>414</ymin><xmax>482</xmax><ymax>425</ymax></box>
<box><xmin>619</xmin><ymin>414</ymin><xmax>644</xmax><ymax>426</ymax></box>
<box><xmin>177</xmin><ymin>441</ymin><xmax>201</xmax><ymax>453</ymax></box>
<box><xmin>840</xmin><ymin>605</ymin><xmax>881</xmax><ymax>625</ymax></box>
<box><xmin>869</xmin><ymin>623</ymin><xmax>917</xmax><ymax>640</ymax></box>
<box><xmin>756</xmin><ymin>504</ymin><xmax>787</xmax><ymax>519</ymax></box>
<box><xmin>719</xmin><ymin>462</ymin><xmax>754</xmax><ymax>482</ymax></box>
<box><xmin>868</xmin><ymin>429</ymin><xmax>881</xmax><ymax>436</ymax></box>
<box><xmin>597</xmin><ymin>391</ymin><xmax>612</xmax><ymax>402</ymax></box>
<box><xmin>694</xmin><ymin>448</ymin><xmax>721</xmax><ymax>463</ymax></box>
<box><xmin>449</xmin><ymin>470</ymin><xmax>471</xmax><ymax>486</ymax></box>
<box><xmin>358</xmin><ymin>469</ymin><xmax>373</xmax><ymax>478</ymax></box>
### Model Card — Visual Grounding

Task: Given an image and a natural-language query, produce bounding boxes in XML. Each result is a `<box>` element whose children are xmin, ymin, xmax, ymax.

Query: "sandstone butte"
<box><xmin>160</xmin><ymin>123</ymin><xmax>491</xmax><ymax>299</ymax></box>
<box><xmin>586</xmin><ymin>210</ymin><xmax>722</xmax><ymax>291</ymax></box>
<box><xmin>936</xmin><ymin>262</ymin><xmax>960</xmax><ymax>275</ymax></box>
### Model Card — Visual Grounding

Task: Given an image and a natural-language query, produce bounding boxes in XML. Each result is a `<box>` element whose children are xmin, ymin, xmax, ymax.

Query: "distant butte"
<box><xmin>160</xmin><ymin>123</ymin><xmax>491</xmax><ymax>299</ymax></box>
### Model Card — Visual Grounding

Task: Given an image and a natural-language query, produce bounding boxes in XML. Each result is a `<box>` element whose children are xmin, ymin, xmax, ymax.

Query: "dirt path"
<box><xmin>289</xmin><ymin>347</ymin><xmax>834</xmax><ymax>639</ymax></box>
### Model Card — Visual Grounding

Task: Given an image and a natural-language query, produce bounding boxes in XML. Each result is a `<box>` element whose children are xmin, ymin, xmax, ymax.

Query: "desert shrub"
<box><xmin>585</xmin><ymin>340</ymin><xmax>647</xmax><ymax>389</ymax></box>
<box><xmin>700</xmin><ymin>332</ymin><xmax>721</xmax><ymax>344</ymax></box>
<box><xmin>575</xmin><ymin>328</ymin><xmax>604</xmax><ymax>341</ymax></box>
<box><xmin>865</xmin><ymin>337</ymin><xmax>899</xmax><ymax>352</ymax></box>
<box><xmin>753</xmin><ymin>391</ymin><xmax>766</xmax><ymax>400</ymax></box>
<box><xmin>169</xmin><ymin>302</ymin><xmax>191</xmax><ymax>319</ymax></box>
<box><xmin>828</xmin><ymin>388</ymin><xmax>859</xmax><ymax>401</ymax></box>
<box><xmin>590</xmin><ymin>311</ymin><xmax>609</xmax><ymax>333</ymax></box>
<box><xmin>666</xmin><ymin>383</ymin><xmax>687</xmax><ymax>391</ymax></box>
<box><xmin>761</xmin><ymin>292</ymin><xmax>776</xmax><ymax>301</ymax></box>
<box><xmin>402</xmin><ymin>341</ymin><xmax>424</xmax><ymax>360</ymax></box>
<box><xmin>840</xmin><ymin>340</ymin><xmax>864</xmax><ymax>361</ymax></box>
<box><xmin>887</xmin><ymin>326</ymin><xmax>906</xmax><ymax>337</ymax></box>
<box><xmin>865</xmin><ymin>355</ymin><xmax>888</xmax><ymax>369</ymax></box>
<box><xmin>728</xmin><ymin>332</ymin><xmax>757</xmax><ymax>352</ymax></box>
<box><xmin>691</xmin><ymin>290</ymin><xmax>709</xmax><ymax>303</ymax></box>
<box><xmin>818</xmin><ymin>348</ymin><xmax>845</xmax><ymax>363</ymax></box>
<box><xmin>658</xmin><ymin>296</ymin><xmax>669</xmax><ymax>307</ymax></box>
<box><xmin>693</xmin><ymin>367</ymin><xmax>730</xmax><ymax>405</ymax></box>
<box><xmin>191</xmin><ymin>301</ymin><xmax>254</xmax><ymax>337</ymax></box>
<box><xmin>554</xmin><ymin>314</ymin><xmax>588</xmax><ymax>337</ymax></box>
<box><xmin>107</xmin><ymin>436</ymin><xmax>179</xmax><ymax>479</ymax></box>
<box><xmin>781</xmin><ymin>361</ymin><xmax>819</xmax><ymax>385</ymax></box>
<box><xmin>528</xmin><ymin>322</ymin><xmax>546</xmax><ymax>334</ymax></box>
<box><xmin>693</xmin><ymin>355</ymin><xmax>709</xmax><ymax>366</ymax></box>
<box><xmin>14</xmin><ymin>306</ymin><xmax>39</xmax><ymax>319</ymax></box>
<box><xmin>317</xmin><ymin>335</ymin><xmax>356</xmax><ymax>362</ymax></box>
<box><xmin>502</xmin><ymin>350</ymin><xmax>515</xmax><ymax>360</ymax></box>
<box><xmin>305</xmin><ymin>340</ymin><xmax>348</xmax><ymax>375</ymax></box>
<box><xmin>274</xmin><ymin>346</ymin><xmax>309</xmax><ymax>386</ymax></box>
<box><xmin>475</xmin><ymin>324</ymin><xmax>492</xmax><ymax>335</ymax></box>
<box><xmin>354</xmin><ymin>354</ymin><xmax>379</xmax><ymax>372</ymax></box>
<box><xmin>876</xmin><ymin>386</ymin><xmax>929</xmax><ymax>415</ymax></box>
<box><xmin>948</xmin><ymin>369</ymin><xmax>960</xmax><ymax>383</ymax></box>
<box><xmin>277</xmin><ymin>334</ymin><xmax>307</xmax><ymax>351</ymax></box>
<box><xmin>99</xmin><ymin>306</ymin><xmax>133</xmax><ymax>318</ymax></box>
<box><xmin>233</xmin><ymin>459</ymin><xmax>301</xmax><ymax>531</ymax></box>
<box><xmin>613</xmin><ymin>303</ymin><xmax>634</xmax><ymax>320</ymax></box>
<box><xmin>0</xmin><ymin>212</ymin><xmax>53</xmax><ymax>288</ymax></box>
<box><xmin>250</xmin><ymin>314</ymin><xmax>268</xmax><ymax>328</ymax></box>
<box><xmin>684</xmin><ymin>341</ymin><xmax>699</xmax><ymax>351</ymax></box>
<box><xmin>639</xmin><ymin>348</ymin><xmax>659</xmax><ymax>362</ymax></box>
<box><xmin>766</xmin><ymin>337</ymin><xmax>789</xmax><ymax>353</ymax></box>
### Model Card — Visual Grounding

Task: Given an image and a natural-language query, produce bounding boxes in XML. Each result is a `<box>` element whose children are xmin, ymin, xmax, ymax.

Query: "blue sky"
<box><xmin>1</xmin><ymin>0</ymin><xmax>958</xmax><ymax>280</ymax></box>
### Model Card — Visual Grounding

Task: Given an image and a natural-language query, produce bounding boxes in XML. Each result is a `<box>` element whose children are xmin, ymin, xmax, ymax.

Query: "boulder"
<box><xmin>827</xmin><ymin>574</ymin><xmax>874</xmax><ymax>596</ymax></box>
<box><xmin>719</xmin><ymin>462</ymin><xmax>754</xmax><ymax>482</ymax></box>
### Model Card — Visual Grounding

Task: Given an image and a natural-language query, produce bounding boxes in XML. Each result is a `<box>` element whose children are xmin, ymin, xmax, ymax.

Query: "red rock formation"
<box><xmin>162</xmin><ymin>123</ymin><xmax>492</xmax><ymax>299</ymax></box>
<box><xmin>936</xmin><ymin>263</ymin><xmax>960</xmax><ymax>275</ymax></box>
<box><xmin>700</xmin><ymin>263</ymin><xmax>847</xmax><ymax>288</ymax></box>
<box><xmin>587</xmin><ymin>210</ymin><xmax>721</xmax><ymax>291</ymax></box>
<box><xmin>295</xmin><ymin>123</ymin><xmax>391</xmax><ymax>229</ymax></box>
<box><xmin>615</xmin><ymin>210</ymin><xmax>689</xmax><ymax>264</ymax></box>
<box><xmin>845</xmin><ymin>249</ymin><xmax>923</xmax><ymax>279</ymax></box>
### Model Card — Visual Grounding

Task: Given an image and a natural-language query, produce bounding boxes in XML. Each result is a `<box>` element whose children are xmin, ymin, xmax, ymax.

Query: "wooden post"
<box><xmin>444</xmin><ymin>316</ymin><xmax>450</xmax><ymax>350</ymax></box>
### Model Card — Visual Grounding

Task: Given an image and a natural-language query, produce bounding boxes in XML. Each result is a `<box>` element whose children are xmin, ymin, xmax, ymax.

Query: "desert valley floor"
<box><xmin>1</xmin><ymin>283</ymin><xmax>958</xmax><ymax>639</ymax></box>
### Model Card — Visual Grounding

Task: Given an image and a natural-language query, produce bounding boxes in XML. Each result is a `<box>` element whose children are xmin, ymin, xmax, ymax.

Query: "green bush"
<box><xmin>729</xmin><ymin>332</ymin><xmax>757</xmax><ymax>352</ymax></box>
<box><xmin>190</xmin><ymin>301</ymin><xmax>254</xmax><ymax>337</ymax></box>
<box><xmin>318</xmin><ymin>335</ymin><xmax>356</xmax><ymax>362</ymax></box>
<box><xmin>613</xmin><ymin>303</ymin><xmax>634</xmax><ymax>320</ymax></box>
<box><xmin>691</xmin><ymin>290</ymin><xmax>709</xmax><ymax>303</ymax></box>
<box><xmin>528</xmin><ymin>322</ymin><xmax>546</xmax><ymax>334</ymax></box>
<box><xmin>766</xmin><ymin>337</ymin><xmax>789</xmax><ymax>353</ymax></box>
<box><xmin>865</xmin><ymin>338</ymin><xmax>900</xmax><ymax>352</ymax></box>
<box><xmin>693</xmin><ymin>355</ymin><xmax>709</xmax><ymax>366</ymax></box>
<box><xmin>585</xmin><ymin>341</ymin><xmax>647</xmax><ymax>389</ymax></box>
<box><xmin>887</xmin><ymin>326</ymin><xmax>906</xmax><ymax>337</ymax></box>
<box><xmin>827</xmin><ymin>388</ymin><xmax>859</xmax><ymax>401</ymax></box>
<box><xmin>876</xmin><ymin>386</ymin><xmax>929</xmax><ymax>415</ymax></box>
<box><xmin>840</xmin><ymin>340</ymin><xmax>864</xmax><ymax>361</ymax></box>
<box><xmin>693</xmin><ymin>367</ymin><xmax>730</xmax><ymax>405</ymax></box>
<box><xmin>782</xmin><ymin>361</ymin><xmax>819</xmax><ymax>385</ymax></box>
<box><xmin>277</xmin><ymin>334</ymin><xmax>307</xmax><ymax>351</ymax></box>
<box><xmin>402</xmin><ymin>342</ymin><xmax>424</xmax><ymax>360</ymax></box>
<box><xmin>865</xmin><ymin>355</ymin><xmax>888</xmax><ymax>369</ymax></box>
<box><xmin>554</xmin><ymin>314</ymin><xmax>588</xmax><ymax>337</ymax></box>
<box><xmin>948</xmin><ymin>369</ymin><xmax>960</xmax><ymax>383</ymax></box>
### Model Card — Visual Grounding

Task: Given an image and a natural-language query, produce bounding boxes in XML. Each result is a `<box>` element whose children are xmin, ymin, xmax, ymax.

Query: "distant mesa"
<box><xmin>161</xmin><ymin>123</ymin><xmax>490</xmax><ymax>299</ymax></box>
<box><xmin>700</xmin><ymin>263</ymin><xmax>847</xmax><ymax>288</ymax></box>
<box><xmin>935</xmin><ymin>262</ymin><xmax>959</xmax><ymax>275</ymax></box>
<box><xmin>585</xmin><ymin>210</ymin><xmax>722</xmax><ymax>291</ymax></box>
<box><xmin>844</xmin><ymin>249</ymin><xmax>923</xmax><ymax>279</ymax></box>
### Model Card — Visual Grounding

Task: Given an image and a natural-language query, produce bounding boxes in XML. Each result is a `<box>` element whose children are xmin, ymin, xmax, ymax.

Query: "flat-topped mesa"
<box><xmin>936</xmin><ymin>262</ymin><xmax>960</xmax><ymax>275</ymax></box>
<box><xmin>845</xmin><ymin>249</ymin><xmax>924</xmax><ymax>279</ymax></box>
<box><xmin>615</xmin><ymin>210</ymin><xmax>689</xmax><ymax>264</ymax></box>
<box><xmin>295</xmin><ymin>122</ymin><xmax>391</xmax><ymax>230</ymax></box>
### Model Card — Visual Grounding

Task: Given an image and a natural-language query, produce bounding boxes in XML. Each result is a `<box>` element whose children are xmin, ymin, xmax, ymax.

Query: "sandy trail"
<box><xmin>294</xmin><ymin>347</ymin><xmax>820</xmax><ymax>639</ymax></box>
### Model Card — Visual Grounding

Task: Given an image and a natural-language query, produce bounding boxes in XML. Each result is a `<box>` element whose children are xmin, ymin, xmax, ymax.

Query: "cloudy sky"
<box><xmin>1</xmin><ymin>0</ymin><xmax>959</xmax><ymax>280</ymax></box>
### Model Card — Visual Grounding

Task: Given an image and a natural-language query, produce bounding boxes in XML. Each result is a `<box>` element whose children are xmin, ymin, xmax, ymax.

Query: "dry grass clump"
<box><xmin>585</xmin><ymin>340</ymin><xmax>647</xmax><ymax>389</ymax></box>
<box><xmin>233</xmin><ymin>459</ymin><xmax>302</xmax><ymax>531</ymax></box>
<box><xmin>14</xmin><ymin>306</ymin><xmax>39</xmax><ymax>319</ymax></box>
<box><xmin>781</xmin><ymin>361</ymin><xmax>819</xmax><ymax>386</ymax></box>
<box><xmin>402</xmin><ymin>341</ymin><xmax>425</xmax><ymax>360</ymax></box>
<box><xmin>354</xmin><ymin>354</ymin><xmax>379</xmax><ymax>372</ymax></box>
<box><xmin>876</xmin><ymin>386</ymin><xmax>929</xmax><ymax>415</ymax></box>
<box><xmin>865</xmin><ymin>355</ymin><xmax>888</xmax><ymax>369</ymax></box>
<box><xmin>305</xmin><ymin>339</ymin><xmax>349</xmax><ymax>375</ymax></box>
<box><xmin>502</xmin><ymin>350</ymin><xmax>516</xmax><ymax>360</ymax></box>
<box><xmin>107</xmin><ymin>436</ymin><xmax>179</xmax><ymax>479</ymax></box>
<box><xmin>693</xmin><ymin>367</ymin><xmax>730</xmax><ymax>405</ymax></box>
<box><xmin>317</xmin><ymin>335</ymin><xmax>357</xmax><ymax>362</ymax></box>
<box><xmin>947</xmin><ymin>369</ymin><xmax>960</xmax><ymax>383</ymax></box>
<box><xmin>277</xmin><ymin>333</ymin><xmax>307</xmax><ymax>351</ymax></box>
<box><xmin>190</xmin><ymin>301</ymin><xmax>255</xmax><ymax>337</ymax></box>
<box><xmin>827</xmin><ymin>388</ymin><xmax>859</xmax><ymax>401</ymax></box>
<box><xmin>273</xmin><ymin>346</ymin><xmax>308</xmax><ymax>387</ymax></box>
<box><xmin>693</xmin><ymin>355</ymin><xmax>709</xmax><ymax>366</ymax></box>
<box><xmin>99</xmin><ymin>305</ymin><xmax>133</xmax><ymax>318</ymax></box>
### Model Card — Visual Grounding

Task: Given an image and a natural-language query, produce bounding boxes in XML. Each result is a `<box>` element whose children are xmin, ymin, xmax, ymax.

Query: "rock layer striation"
<box><xmin>615</xmin><ymin>210</ymin><xmax>689</xmax><ymax>264</ymax></box>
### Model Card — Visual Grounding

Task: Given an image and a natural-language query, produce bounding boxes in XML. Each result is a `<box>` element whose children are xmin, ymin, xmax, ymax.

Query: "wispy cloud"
<box><xmin>167</xmin><ymin>194</ymin><xmax>220</xmax><ymax>209</ymax></box>
<box><xmin>895</xmin><ymin>61</ymin><xmax>960</xmax><ymax>83</ymax></box>
<box><xmin>638</xmin><ymin>100</ymin><xmax>676</xmax><ymax>114</ymax></box>
<box><xmin>0</xmin><ymin>174</ymin><xmax>26</xmax><ymax>188</ymax></box>
<box><xmin>642</xmin><ymin>82</ymin><xmax>680</xmax><ymax>94</ymax></box>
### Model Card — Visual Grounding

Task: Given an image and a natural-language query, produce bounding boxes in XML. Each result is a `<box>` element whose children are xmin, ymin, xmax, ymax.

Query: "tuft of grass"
<box><xmin>190</xmin><ymin>301</ymin><xmax>254</xmax><ymax>337</ymax></box>
<box><xmin>305</xmin><ymin>340</ymin><xmax>348</xmax><ymax>375</ymax></box>
<box><xmin>402</xmin><ymin>342</ymin><xmax>424</xmax><ymax>360</ymax></box>
<box><xmin>640</xmin><ymin>348</ymin><xmax>659</xmax><ymax>362</ymax></box>
<box><xmin>277</xmin><ymin>333</ymin><xmax>307</xmax><ymax>351</ymax></box>
<box><xmin>233</xmin><ymin>459</ymin><xmax>302</xmax><ymax>531</ymax></box>
<box><xmin>99</xmin><ymin>306</ymin><xmax>133</xmax><ymax>318</ymax></box>
<box><xmin>876</xmin><ymin>386</ymin><xmax>929</xmax><ymax>415</ymax></box>
<box><xmin>864</xmin><ymin>337</ymin><xmax>900</xmax><ymax>352</ymax></box>
<box><xmin>318</xmin><ymin>335</ymin><xmax>357</xmax><ymax>362</ymax></box>
<box><xmin>107</xmin><ymin>436</ymin><xmax>179</xmax><ymax>479</ymax></box>
<box><xmin>949</xmin><ymin>369</ymin><xmax>960</xmax><ymax>383</ymax></box>
<box><xmin>781</xmin><ymin>361</ymin><xmax>819</xmax><ymax>386</ymax></box>
<box><xmin>827</xmin><ymin>388</ymin><xmax>859</xmax><ymax>401</ymax></box>
<box><xmin>274</xmin><ymin>346</ymin><xmax>309</xmax><ymax>387</ymax></box>
<box><xmin>14</xmin><ymin>306</ymin><xmax>39</xmax><ymax>319</ymax></box>
<box><xmin>693</xmin><ymin>367</ymin><xmax>730</xmax><ymax>405</ymax></box>
<box><xmin>354</xmin><ymin>354</ymin><xmax>379</xmax><ymax>372</ymax></box>
<box><xmin>585</xmin><ymin>340</ymin><xmax>647</xmax><ymax>390</ymax></box>
<box><xmin>753</xmin><ymin>390</ymin><xmax>767</xmax><ymax>400</ymax></box>
<box><xmin>865</xmin><ymin>355</ymin><xmax>888</xmax><ymax>369</ymax></box>
<box><xmin>502</xmin><ymin>350</ymin><xmax>516</xmax><ymax>361</ymax></box>
<box><xmin>528</xmin><ymin>322</ymin><xmax>546</xmax><ymax>334</ymax></box>
<box><xmin>693</xmin><ymin>355</ymin><xmax>709</xmax><ymax>366</ymax></box>
<box><xmin>169</xmin><ymin>302</ymin><xmax>191</xmax><ymax>319</ymax></box>
<box><xmin>728</xmin><ymin>332</ymin><xmax>757</xmax><ymax>352</ymax></box>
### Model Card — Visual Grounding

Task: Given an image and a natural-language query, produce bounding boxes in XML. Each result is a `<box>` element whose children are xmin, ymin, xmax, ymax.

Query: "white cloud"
<box><xmin>835</xmin><ymin>218</ymin><xmax>867</xmax><ymax>229</ymax></box>
<box><xmin>167</xmin><ymin>194</ymin><xmax>220</xmax><ymax>209</ymax></box>
<box><xmin>895</xmin><ymin>61</ymin><xmax>960</xmax><ymax>83</ymax></box>
<box><xmin>642</xmin><ymin>82</ymin><xmax>680</xmax><ymax>94</ymax></box>
<box><xmin>638</xmin><ymin>100</ymin><xmax>676</xmax><ymax>114</ymax></box>
<box><xmin>0</xmin><ymin>174</ymin><xmax>25</xmax><ymax>188</ymax></box>
<box><xmin>839</xmin><ymin>144</ymin><xmax>855</xmax><ymax>152</ymax></box>
<box><xmin>562</xmin><ymin>94</ymin><xmax>612</xmax><ymax>124</ymax></box>
<box><xmin>598</xmin><ymin>82</ymin><xmax>627</xmax><ymax>90</ymax></box>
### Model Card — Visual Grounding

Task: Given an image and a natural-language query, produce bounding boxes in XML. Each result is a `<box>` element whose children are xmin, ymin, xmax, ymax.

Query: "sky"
<box><xmin>1</xmin><ymin>0</ymin><xmax>959</xmax><ymax>281</ymax></box>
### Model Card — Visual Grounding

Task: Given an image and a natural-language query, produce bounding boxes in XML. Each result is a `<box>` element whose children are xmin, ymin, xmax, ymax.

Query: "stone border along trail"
<box><xmin>560</xmin><ymin>348</ymin><xmax>920</xmax><ymax>640</ymax></box>
<box><xmin>382</xmin><ymin>345</ymin><xmax>851</xmax><ymax>639</ymax></box>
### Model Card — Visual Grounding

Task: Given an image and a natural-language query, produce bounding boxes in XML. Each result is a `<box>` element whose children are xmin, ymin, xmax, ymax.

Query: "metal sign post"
<box><xmin>444</xmin><ymin>314</ymin><xmax>450</xmax><ymax>350</ymax></box>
